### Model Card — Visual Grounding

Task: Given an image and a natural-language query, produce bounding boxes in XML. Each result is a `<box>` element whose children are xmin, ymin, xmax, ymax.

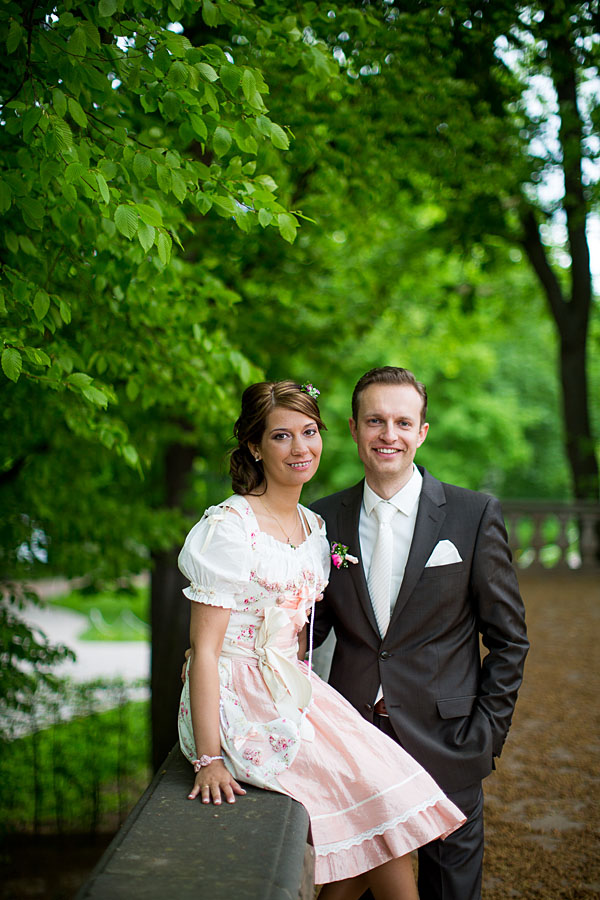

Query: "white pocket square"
<box><xmin>425</xmin><ymin>540</ymin><xmax>463</xmax><ymax>567</ymax></box>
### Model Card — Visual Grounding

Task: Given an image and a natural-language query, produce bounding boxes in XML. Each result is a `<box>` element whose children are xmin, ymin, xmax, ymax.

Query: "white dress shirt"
<box><xmin>359</xmin><ymin>465</ymin><xmax>423</xmax><ymax>704</ymax></box>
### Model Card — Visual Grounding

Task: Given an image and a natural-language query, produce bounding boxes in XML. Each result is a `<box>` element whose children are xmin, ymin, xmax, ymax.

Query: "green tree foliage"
<box><xmin>0</xmin><ymin>0</ymin><xmax>339</xmax><ymax>764</ymax></box>
<box><xmin>1</xmin><ymin>1</ymin><xmax>597</xmax><ymax>765</ymax></box>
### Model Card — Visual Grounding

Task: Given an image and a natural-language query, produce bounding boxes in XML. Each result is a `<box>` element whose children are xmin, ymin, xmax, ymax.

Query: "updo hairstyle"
<box><xmin>230</xmin><ymin>381</ymin><xmax>326</xmax><ymax>495</ymax></box>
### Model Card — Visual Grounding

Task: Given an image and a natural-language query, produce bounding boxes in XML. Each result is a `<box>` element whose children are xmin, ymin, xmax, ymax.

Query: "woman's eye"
<box><xmin>273</xmin><ymin>433</ymin><xmax>289</xmax><ymax>440</ymax></box>
<box><xmin>304</xmin><ymin>428</ymin><xmax>317</xmax><ymax>436</ymax></box>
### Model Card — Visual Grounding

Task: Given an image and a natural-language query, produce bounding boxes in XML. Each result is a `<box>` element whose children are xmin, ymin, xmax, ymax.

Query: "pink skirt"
<box><xmin>230</xmin><ymin>659</ymin><xmax>465</xmax><ymax>885</ymax></box>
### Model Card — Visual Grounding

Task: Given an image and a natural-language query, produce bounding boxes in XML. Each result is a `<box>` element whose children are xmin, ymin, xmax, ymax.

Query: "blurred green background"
<box><xmin>0</xmin><ymin>0</ymin><xmax>598</xmax><ymax>837</ymax></box>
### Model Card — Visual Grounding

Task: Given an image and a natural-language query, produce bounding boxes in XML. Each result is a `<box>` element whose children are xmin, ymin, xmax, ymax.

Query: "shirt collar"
<box><xmin>363</xmin><ymin>466</ymin><xmax>423</xmax><ymax>517</ymax></box>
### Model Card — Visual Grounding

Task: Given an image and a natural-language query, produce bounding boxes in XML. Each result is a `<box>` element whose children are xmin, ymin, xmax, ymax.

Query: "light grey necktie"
<box><xmin>368</xmin><ymin>501</ymin><xmax>396</xmax><ymax>637</ymax></box>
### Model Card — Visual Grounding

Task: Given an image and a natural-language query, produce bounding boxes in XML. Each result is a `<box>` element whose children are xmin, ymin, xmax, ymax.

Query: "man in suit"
<box><xmin>312</xmin><ymin>366</ymin><xmax>529</xmax><ymax>900</ymax></box>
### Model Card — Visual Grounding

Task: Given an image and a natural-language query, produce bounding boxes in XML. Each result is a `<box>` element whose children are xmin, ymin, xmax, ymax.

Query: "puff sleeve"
<box><xmin>178</xmin><ymin>504</ymin><xmax>251</xmax><ymax>610</ymax></box>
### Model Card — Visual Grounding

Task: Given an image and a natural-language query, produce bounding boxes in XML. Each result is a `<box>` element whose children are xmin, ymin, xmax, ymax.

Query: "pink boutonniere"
<box><xmin>331</xmin><ymin>542</ymin><xmax>359</xmax><ymax>569</ymax></box>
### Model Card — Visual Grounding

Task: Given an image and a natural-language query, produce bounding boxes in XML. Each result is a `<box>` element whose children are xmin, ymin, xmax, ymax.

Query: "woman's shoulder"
<box><xmin>299</xmin><ymin>503</ymin><xmax>326</xmax><ymax>535</ymax></box>
<box><xmin>206</xmin><ymin>494</ymin><xmax>250</xmax><ymax>519</ymax></box>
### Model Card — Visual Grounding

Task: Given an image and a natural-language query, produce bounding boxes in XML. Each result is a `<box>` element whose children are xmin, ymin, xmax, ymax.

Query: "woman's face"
<box><xmin>251</xmin><ymin>407</ymin><xmax>322</xmax><ymax>489</ymax></box>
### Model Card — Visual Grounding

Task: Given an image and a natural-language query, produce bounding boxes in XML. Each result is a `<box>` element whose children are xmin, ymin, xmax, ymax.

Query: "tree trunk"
<box><xmin>150</xmin><ymin>442</ymin><xmax>197</xmax><ymax>772</ymax></box>
<box><xmin>559</xmin><ymin>323</ymin><xmax>599</xmax><ymax>501</ymax></box>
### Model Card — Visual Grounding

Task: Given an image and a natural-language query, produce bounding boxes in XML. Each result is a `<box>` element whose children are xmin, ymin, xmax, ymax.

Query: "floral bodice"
<box><xmin>178</xmin><ymin>494</ymin><xmax>331</xmax><ymax>651</ymax></box>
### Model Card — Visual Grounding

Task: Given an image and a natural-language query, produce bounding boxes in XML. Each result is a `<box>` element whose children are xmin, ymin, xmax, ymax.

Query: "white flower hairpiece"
<box><xmin>301</xmin><ymin>382</ymin><xmax>320</xmax><ymax>399</ymax></box>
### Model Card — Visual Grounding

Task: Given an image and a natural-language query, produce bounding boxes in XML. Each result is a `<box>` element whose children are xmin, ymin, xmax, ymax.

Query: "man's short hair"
<box><xmin>351</xmin><ymin>367</ymin><xmax>428</xmax><ymax>425</ymax></box>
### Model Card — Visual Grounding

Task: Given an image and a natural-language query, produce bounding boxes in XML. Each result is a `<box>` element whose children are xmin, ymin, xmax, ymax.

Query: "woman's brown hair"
<box><xmin>230</xmin><ymin>381</ymin><xmax>326</xmax><ymax>495</ymax></box>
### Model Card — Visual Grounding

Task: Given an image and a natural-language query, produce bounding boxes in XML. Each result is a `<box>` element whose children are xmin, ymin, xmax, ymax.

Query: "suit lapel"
<box><xmin>387</xmin><ymin>468</ymin><xmax>447</xmax><ymax>630</ymax></box>
<box><xmin>337</xmin><ymin>481</ymin><xmax>381</xmax><ymax>638</ymax></box>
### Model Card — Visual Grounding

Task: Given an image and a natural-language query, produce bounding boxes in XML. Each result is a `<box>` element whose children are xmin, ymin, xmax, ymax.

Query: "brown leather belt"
<box><xmin>374</xmin><ymin>698</ymin><xmax>389</xmax><ymax>717</ymax></box>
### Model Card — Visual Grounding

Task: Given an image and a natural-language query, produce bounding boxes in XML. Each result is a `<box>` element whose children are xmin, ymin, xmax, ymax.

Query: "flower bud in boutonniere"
<box><xmin>331</xmin><ymin>542</ymin><xmax>359</xmax><ymax>569</ymax></box>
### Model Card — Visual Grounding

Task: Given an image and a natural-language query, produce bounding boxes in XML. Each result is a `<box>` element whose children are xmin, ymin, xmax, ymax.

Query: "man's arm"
<box><xmin>471</xmin><ymin>495</ymin><xmax>529</xmax><ymax>757</ymax></box>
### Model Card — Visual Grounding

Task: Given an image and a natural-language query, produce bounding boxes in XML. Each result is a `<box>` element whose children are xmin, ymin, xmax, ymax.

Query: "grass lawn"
<box><xmin>49</xmin><ymin>586</ymin><xmax>150</xmax><ymax>641</ymax></box>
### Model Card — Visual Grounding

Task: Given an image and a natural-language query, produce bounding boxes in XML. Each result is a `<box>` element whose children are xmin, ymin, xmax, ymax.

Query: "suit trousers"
<box><xmin>359</xmin><ymin>714</ymin><xmax>484</xmax><ymax>900</ymax></box>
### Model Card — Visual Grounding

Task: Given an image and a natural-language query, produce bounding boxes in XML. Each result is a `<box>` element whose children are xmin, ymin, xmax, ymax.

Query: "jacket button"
<box><xmin>379</xmin><ymin>651</ymin><xmax>392</xmax><ymax>660</ymax></box>
<box><xmin>365</xmin><ymin>703</ymin><xmax>373</xmax><ymax>712</ymax></box>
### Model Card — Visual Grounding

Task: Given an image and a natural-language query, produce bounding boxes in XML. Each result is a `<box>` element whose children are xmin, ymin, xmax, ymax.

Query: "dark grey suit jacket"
<box><xmin>312</xmin><ymin>467</ymin><xmax>529</xmax><ymax>793</ymax></box>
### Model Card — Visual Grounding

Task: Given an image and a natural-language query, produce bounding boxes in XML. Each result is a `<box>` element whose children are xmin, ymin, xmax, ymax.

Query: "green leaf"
<box><xmin>2</xmin><ymin>348</ymin><xmax>22</xmax><ymax>382</ymax></box>
<box><xmin>0</xmin><ymin>289</ymin><xmax>6</xmax><ymax>315</ymax></box>
<box><xmin>269</xmin><ymin>123</ymin><xmax>290</xmax><ymax>150</ymax></box>
<box><xmin>52</xmin><ymin>116</ymin><xmax>73</xmax><ymax>151</ymax></box>
<box><xmin>19</xmin><ymin>235</ymin><xmax>38</xmax><ymax>256</ymax></box>
<box><xmin>197</xmin><ymin>62</ymin><xmax>218</xmax><ymax>82</ymax></box>
<box><xmin>6</xmin><ymin>20</ymin><xmax>22</xmax><ymax>55</ymax></box>
<box><xmin>213</xmin><ymin>126</ymin><xmax>232</xmax><ymax>157</ymax></box>
<box><xmin>278</xmin><ymin>213</ymin><xmax>298</xmax><ymax>244</ymax></box>
<box><xmin>212</xmin><ymin>194</ymin><xmax>237</xmax><ymax>217</ymax></box>
<box><xmin>133</xmin><ymin>153</ymin><xmax>152</xmax><ymax>181</ymax></box>
<box><xmin>114</xmin><ymin>205</ymin><xmax>138</xmax><ymax>239</ymax></box>
<box><xmin>219</xmin><ymin>65</ymin><xmax>241</xmax><ymax>92</ymax></box>
<box><xmin>82</xmin><ymin>22</ymin><xmax>101</xmax><ymax>48</ymax></box>
<box><xmin>122</xmin><ymin>444</ymin><xmax>139</xmax><ymax>466</ymax></box>
<box><xmin>68</xmin><ymin>372</ymin><xmax>93</xmax><ymax>388</ymax></box>
<box><xmin>33</xmin><ymin>290</ymin><xmax>50</xmax><ymax>320</ymax></box>
<box><xmin>98</xmin><ymin>0</ymin><xmax>117</xmax><ymax>17</ymax></box>
<box><xmin>5</xmin><ymin>231</ymin><xmax>19</xmax><ymax>253</ymax></box>
<box><xmin>0</xmin><ymin>179</ymin><xmax>12</xmax><ymax>214</ymax></box>
<box><xmin>59</xmin><ymin>300</ymin><xmax>72</xmax><ymax>324</ymax></box>
<box><xmin>156</xmin><ymin>165</ymin><xmax>172</xmax><ymax>193</ymax></box>
<box><xmin>96</xmin><ymin>172</ymin><xmax>110</xmax><ymax>204</ymax></box>
<box><xmin>68</xmin><ymin>25</ymin><xmax>87</xmax><ymax>56</ymax></box>
<box><xmin>23</xmin><ymin>108</ymin><xmax>42</xmax><ymax>140</ymax></box>
<box><xmin>20</xmin><ymin>197</ymin><xmax>45</xmax><ymax>229</ymax></box>
<box><xmin>190</xmin><ymin>113</ymin><xmax>207</xmax><ymax>141</ymax></box>
<box><xmin>68</xmin><ymin>98</ymin><xmax>88</xmax><ymax>128</ymax></box>
<box><xmin>82</xmin><ymin>386</ymin><xmax>108</xmax><ymax>407</ymax></box>
<box><xmin>52</xmin><ymin>89</ymin><xmax>67</xmax><ymax>118</ymax></box>
<box><xmin>65</xmin><ymin>162</ymin><xmax>88</xmax><ymax>183</ymax></box>
<box><xmin>202</xmin><ymin>0</ymin><xmax>220</xmax><ymax>27</ymax></box>
<box><xmin>156</xmin><ymin>231</ymin><xmax>172</xmax><ymax>265</ymax></box>
<box><xmin>171</xmin><ymin>170</ymin><xmax>187</xmax><ymax>203</ymax></box>
<box><xmin>161</xmin><ymin>91</ymin><xmax>181</xmax><ymax>121</ymax></box>
<box><xmin>136</xmin><ymin>203</ymin><xmax>163</xmax><ymax>227</ymax></box>
<box><xmin>241</xmin><ymin>69</ymin><xmax>257</xmax><ymax>103</ymax></box>
<box><xmin>23</xmin><ymin>346</ymin><xmax>51</xmax><ymax>367</ymax></box>
<box><xmin>168</xmin><ymin>60</ymin><xmax>188</xmax><ymax>89</ymax></box>
<box><xmin>258</xmin><ymin>208</ymin><xmax>272</xmax><ymax>227</ymax></box>
<box><xmin>137</xmin><ymin>222</ymin><xmax>155</xmax><ymax>253</ymax></box>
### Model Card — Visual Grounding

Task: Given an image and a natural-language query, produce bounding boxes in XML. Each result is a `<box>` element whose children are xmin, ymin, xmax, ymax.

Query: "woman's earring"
<box><xmin>255</xmin><ymin>454</ymin><xmax>261</xmax><ymax>461</ymax></box>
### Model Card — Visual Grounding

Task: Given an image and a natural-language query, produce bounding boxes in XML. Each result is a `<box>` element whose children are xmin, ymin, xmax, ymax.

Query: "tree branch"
<box><xmin>519</xmin><ymin>206</ymin><xmax>567</xmax><ymax>332</ymax></box>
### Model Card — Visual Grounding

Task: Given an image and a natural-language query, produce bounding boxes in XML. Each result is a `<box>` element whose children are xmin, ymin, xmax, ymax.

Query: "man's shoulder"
<box><xmin>422</xmin><ymin>468</ymin><xmax>500</xmax><ymax>512</ymax></box>
<box><xmin>311</xmin><ymin>481</ymin><xmax>363</xmax><ymax>516</ymax></box>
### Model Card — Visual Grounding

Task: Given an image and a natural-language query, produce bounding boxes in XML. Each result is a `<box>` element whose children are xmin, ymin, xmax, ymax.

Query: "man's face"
<box><xmin>349</xmin><ymin>383</ymin><xmax>429</xmax><ymax>497</ymax></box>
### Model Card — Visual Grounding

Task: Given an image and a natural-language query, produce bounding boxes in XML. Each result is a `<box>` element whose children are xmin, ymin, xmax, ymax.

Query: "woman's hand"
<box><xmin>187</xmin><ymin>760</ymin><xmax>247</xmax><ymax>805</ymax></box>
<box><xmin>181</xmin><ymin>647</ymin><xmax>191</xmax><ymax>683</ymax></box>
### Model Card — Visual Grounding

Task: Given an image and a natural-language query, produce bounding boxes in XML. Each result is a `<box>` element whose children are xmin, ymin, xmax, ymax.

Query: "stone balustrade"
<box><xmin>501</xmin><ymin>500</ymin><xmax>600</xmax><ymax>571</ymax></box>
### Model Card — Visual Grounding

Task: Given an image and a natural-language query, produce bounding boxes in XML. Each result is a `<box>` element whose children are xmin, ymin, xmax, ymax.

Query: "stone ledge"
<box><xmin>76</xmin><ymin>746</ymin><xmax>312</xmax><ymax>900</ymax></box>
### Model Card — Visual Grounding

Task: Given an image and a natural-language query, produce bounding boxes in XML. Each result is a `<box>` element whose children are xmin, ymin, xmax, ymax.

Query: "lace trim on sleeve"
<box><xmin>183</xmin><ymin>583</ymin><xmax>236</xmax><ymax>610</ymax></box>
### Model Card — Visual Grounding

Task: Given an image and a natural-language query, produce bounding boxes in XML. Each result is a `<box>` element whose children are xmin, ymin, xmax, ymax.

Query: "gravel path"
<box><xmin>482</xmin><ymin>572</ymin><xmax>600</xmax><ymax>900</ymax></box>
